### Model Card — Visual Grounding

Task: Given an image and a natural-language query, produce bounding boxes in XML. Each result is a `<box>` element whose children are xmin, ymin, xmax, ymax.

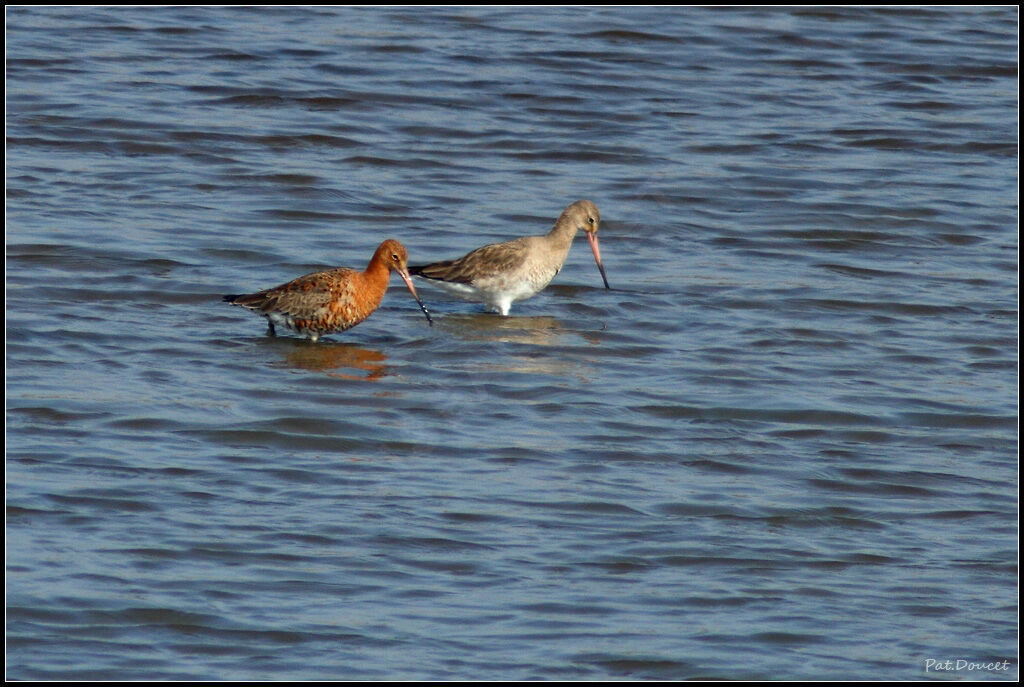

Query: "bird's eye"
<box><xmin>588</xmin><ymin>217</ymin><xmax>595</xmax><ymax>224</ymax></box>
<box><xmin>391</xmin><ymin>253</ymin><xmax>400</xmax><ymax>261</ymax></box>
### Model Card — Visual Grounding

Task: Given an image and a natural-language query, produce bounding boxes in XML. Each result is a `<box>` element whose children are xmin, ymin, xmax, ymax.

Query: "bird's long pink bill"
<box><xmin>586</xmin><ymin>231</ymin><xmax>611</xmax><ymax>289</ymax></box>
<box><xmin>398</xmin><ymin>270</ymin><xmax>434</xmax><ymax>326</ymax></box>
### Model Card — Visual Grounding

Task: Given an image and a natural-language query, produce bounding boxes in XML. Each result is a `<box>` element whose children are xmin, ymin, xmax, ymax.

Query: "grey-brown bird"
<box><xmin>409</xmin><ymin>199</ymin><xmax>609</xmax><ymax>316</ymax></box>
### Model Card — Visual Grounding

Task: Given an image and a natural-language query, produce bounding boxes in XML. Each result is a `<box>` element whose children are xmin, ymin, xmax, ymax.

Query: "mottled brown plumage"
<box><xmin>409</xmin><ymin>200</ymin><xmax>609</xmax><ymax>315</ymax></box>
<box><xmin>224</xmin><ymin>239</ymin><xmax>432</xmax><ymax>341</ymax></box>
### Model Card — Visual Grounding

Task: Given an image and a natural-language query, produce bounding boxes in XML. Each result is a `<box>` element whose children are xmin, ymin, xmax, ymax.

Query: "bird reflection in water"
<box><xmin>441</xmin><ymin>313</ymin><xmax>564</xmax><ymax>346</ymax></box>
<box><xmin>442</xmin><ymin>311</ymin><xmax>605</xmax><ymax>346</ymax></box>
<box><xmin>440</xmin><ymin>313</ymin><xmax>595</xmax><ymax>382</ymax></box>
<box><xmin>276</xmin><ymin>342</ymin><xmax>390</xmax><ymax>381</ymax></box>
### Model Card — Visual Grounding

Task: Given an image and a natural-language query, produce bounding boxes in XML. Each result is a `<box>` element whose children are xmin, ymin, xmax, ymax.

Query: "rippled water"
<box><xmin>6</xmin><ymin>5</ymin><xmax>1018</xmax><ymax>681</ymax></box>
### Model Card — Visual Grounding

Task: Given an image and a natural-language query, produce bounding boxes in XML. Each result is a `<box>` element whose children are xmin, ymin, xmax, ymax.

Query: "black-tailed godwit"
<box><xmin>223</xmin><ymin>238</ymin><xmax>432</xmax><ymax>341</ymax></box>
<box><xmin>409</xmin><ymin>199</ymin><xmax>609</xmax><ymax>316</ymax></box>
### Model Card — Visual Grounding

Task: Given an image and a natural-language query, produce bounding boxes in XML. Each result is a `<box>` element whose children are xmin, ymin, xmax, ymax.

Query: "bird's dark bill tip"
<box><xmin>415</xmin><ymin>298</ymin><xmax>434</xmax><ymax>326</ymax></box>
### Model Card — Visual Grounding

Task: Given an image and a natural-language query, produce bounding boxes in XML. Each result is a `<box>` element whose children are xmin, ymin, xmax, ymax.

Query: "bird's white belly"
<box><xmin>428</xmin><ymin>266</ymin><xmax>555</xmax><ymax>315</ymax></box>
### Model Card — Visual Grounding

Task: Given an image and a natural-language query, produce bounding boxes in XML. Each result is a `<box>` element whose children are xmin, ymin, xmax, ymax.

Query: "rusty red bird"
<box><xmin>223</xmin><ymin>238</ymin><xmax>432</xmax><ymax>342</ymax></box>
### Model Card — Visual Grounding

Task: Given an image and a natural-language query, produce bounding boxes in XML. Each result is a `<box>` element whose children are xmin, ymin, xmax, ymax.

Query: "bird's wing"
<box><xmin>413</xmin><ymin>238</ymin><xmax>532</xmax><ymax>285</ymax></box>
<box><xmin>230</xmin><ymin>268</ymin><xmax>356</xmax><ymax>320</ymax></box>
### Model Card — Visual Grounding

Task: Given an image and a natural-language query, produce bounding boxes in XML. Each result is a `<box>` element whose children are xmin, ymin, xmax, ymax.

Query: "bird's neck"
<box><xmin>363</xmin><ymin>258</ymin><xmax>392</xmax><ymax>290</ymax></box>
<box><xmin>546</xmin><ymin>219</ymin><xmax>579</xmax><ymax>250</ymax></box>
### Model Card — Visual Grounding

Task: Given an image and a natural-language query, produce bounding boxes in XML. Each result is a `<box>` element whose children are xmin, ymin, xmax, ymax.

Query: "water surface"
<box><xmin>6</xmin><ymin>5</ymin><xmax>1018</xmax><ymax>681</ymax></box>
